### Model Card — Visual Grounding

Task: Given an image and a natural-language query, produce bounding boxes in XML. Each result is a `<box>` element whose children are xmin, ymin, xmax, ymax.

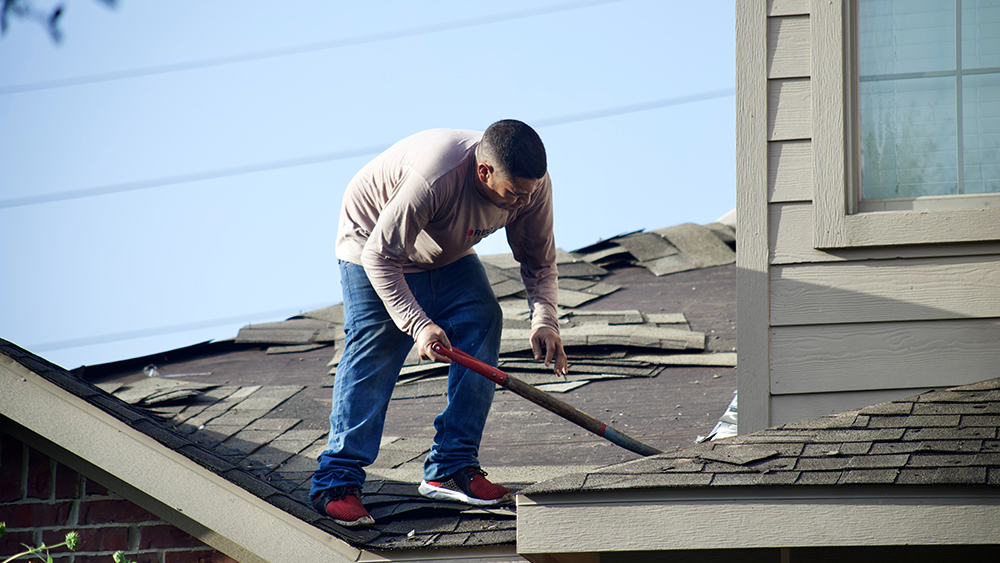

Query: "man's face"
<box><xmin>479</xmin><ymin>164</ymin><xmax>543</xmax><ymax>210</ymax></box>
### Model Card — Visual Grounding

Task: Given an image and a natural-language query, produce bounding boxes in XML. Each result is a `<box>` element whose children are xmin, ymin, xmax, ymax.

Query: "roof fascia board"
<box><xmin>362</xmin><ymin>546</ymin><xmax>525</xmax><ymax>562</ymax></box>
<box><xmin>0</xmin><ymin>354</ymin><xmax>361</xmax><ymax>563</ymax></box>
<box><xmin>516</xmin><ymin>488</ymin><xmax>1000</xmax><ymax>554</ymax></box>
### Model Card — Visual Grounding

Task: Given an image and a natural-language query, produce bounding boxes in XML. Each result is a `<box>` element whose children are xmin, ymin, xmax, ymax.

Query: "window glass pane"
<box><xmin>963</xmin><ymin>73</ymin><xmax>1000</xmax><ymax>194</ymax></box>
<box><xmin>858</xmin><ymin>0</ymin><xmax>1000</xmax><ymax>199</ymax></box>
<box><xmin>861</xmin><ymin>76</ymin><xmax>958</xmax><ymax>198</ymax></box>
<box><xmin>962</xmin><ymin>1</ymin><xmax>1000</xmax><ymax>69</ymax></box>
<box><xmin>859</xmin><ymin>0</ymin><xmax>955</xmax><ymax>76</ymax></box>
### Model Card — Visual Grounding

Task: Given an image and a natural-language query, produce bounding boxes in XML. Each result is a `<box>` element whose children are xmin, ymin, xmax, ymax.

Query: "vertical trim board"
<box><xmin>736</xmin><ymin>0</ymin><xmax>772</xmax><ymax>433</ymax></box>
<box><xmin>809</xmin><ymin>0</ymin><xmax>848</xmax><ymax>248</ymax></box>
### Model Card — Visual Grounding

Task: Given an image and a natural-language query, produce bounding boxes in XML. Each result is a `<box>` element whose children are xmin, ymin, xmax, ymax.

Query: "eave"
<box><xmin>516</xmin><ymin>485</ymin><xmax>1000</xmax><ymax>558</ymax></box>
<box><xmin>1</xmin><ymin>352</ymin><xmax>361</xmax><ymax>563</ymax></box>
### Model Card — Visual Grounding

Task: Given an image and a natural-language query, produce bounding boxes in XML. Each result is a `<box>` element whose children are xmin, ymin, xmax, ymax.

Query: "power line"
<box><xmin>0</xmin><ymin>87</ymin><xmax>735</xmax><ymax>210</ymax></box>
<box><xmin>27</xmin><ymin>303</ymin><xmax>334</xmax><ymax>352</ymax></box>
<box><xmin>0</xmin><ymin>144</ymin><xmax>390</xmax><ymax>209</ymax></box>
<box><xmin>531</xmin><ymin>87</ymin><xmax>734</xmax><ymax>127</ymax></box>
<box><xmin>0</xmin><ymin>0</ymin><xmax>624</xmax><ymax>96</ymax></box>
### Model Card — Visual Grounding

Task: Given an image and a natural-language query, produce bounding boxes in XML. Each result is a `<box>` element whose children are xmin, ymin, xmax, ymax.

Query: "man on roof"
<box><xmin>311</xmin><ymin>119</ymin><xmax>568</xmax><ymax>527</ymax></box>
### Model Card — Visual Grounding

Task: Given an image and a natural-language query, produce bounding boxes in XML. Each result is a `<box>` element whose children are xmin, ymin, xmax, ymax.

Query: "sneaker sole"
<box><xmin>332</xmin><ymin>514</ymin><xmax>375</xmax><ymax>527</ymax></box>
<box><xmin>418</xmin><ymin>480</ymin><xmax>512</xmax><ymax>506</ymax></box>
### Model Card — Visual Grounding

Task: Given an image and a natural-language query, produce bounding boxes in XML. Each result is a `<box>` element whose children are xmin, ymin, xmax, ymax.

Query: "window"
<box><xmin>811</xmin><ymin>0</ymin><xmax>1000</xmax><ymax>247</ymax></box>
<box><xmin>856</xmin><ymin>0</ymin><xmax>1000</xmax><ymax>208</ymax></box>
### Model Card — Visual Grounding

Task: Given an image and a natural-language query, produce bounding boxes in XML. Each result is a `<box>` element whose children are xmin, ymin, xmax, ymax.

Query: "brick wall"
<box><xmin>0</xmin><ymin>431</ymin><xmax>238</xmax><ymax>563</ymax></box>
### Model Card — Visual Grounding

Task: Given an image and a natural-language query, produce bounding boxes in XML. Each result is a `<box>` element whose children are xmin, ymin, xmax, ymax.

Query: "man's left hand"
<box><xmin>530</xmin><ymin>326</ymin><xmax>568</xmax><ymax>377</ymax></box>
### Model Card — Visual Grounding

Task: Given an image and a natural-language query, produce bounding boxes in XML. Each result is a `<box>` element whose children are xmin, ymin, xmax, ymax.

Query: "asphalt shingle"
<box><xmin>522</xmin><ymin>378</ymin><xmax>1000</xmax><ymax>495</ymax></box>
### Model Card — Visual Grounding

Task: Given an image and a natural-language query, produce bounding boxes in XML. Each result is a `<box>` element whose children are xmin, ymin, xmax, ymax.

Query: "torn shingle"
<box><xmin>652</xmin><ymin>223</ymin><xmax>736</xmax><ymax>269</ymax></box>
<box><xmin>615</xmin><ymin>232</ymin><xmax>679</xmax><ymax>262</ymax></box>
<box><xmin>266</xmin><ymin>343</ymin><xmax>327</xmax><ymax>355</ymax></box>
<box><xmin>699</xmin><ymin>446</ymin><xmax>779</xmax><ymax>466</ymax></box>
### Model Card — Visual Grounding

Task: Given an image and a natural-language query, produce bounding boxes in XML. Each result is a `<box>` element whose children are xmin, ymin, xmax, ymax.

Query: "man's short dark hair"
<box><xmin>480</xmin><ymin>119</ymin><xmax>547</xmax><ymax>180</ymax></box>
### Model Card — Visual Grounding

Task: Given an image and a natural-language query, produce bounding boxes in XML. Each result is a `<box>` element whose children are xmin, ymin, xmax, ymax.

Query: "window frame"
<box><xmin>811</xmin><ymin>0</ymin><xmax>1000</xmax><ymax>249</ymax></box>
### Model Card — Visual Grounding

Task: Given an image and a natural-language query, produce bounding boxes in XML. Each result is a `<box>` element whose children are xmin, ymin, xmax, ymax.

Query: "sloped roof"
<box><xmin>6</xmin><ymin>220</ymin><xmax>740</xmax><ymax>559</ymax></box>
<box><xmin>516</xmin><ymin>379</ymin><xmax>1000</xmax><ymax>558</ymax></box>
<box><xmin>523</xmin><ymin>378</ymin><xmax>1000</xmax><ymax>495</ymax></box>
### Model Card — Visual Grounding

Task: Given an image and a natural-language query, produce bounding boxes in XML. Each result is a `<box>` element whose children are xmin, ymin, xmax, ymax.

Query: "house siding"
<box><xmin>737</xmin><ymin>0</ymin><xmax>1000</xmax><ymax>430</ymax></box>
<box><xmin>0</xmin><ymin>431</ymin><xmax>237</xmax><ymax>563</ymax></box>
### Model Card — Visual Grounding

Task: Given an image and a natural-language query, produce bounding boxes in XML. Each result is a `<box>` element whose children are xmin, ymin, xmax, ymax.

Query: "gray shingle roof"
<box><xmin>522</xmin><ymin>378</ymin><xmax>1000</xmax><ymax>495</ymax></box>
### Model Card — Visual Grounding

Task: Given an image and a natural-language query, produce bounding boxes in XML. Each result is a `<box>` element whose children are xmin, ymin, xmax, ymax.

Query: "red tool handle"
<box><xmin>428</xmin><ymin>342</ymin><xmax>661</xmax><ymax>457</ymax></box>
<box><xmin>431</xmin><ymin>343</ymin><xmax>507</xmax><ymax>385</ymax></box>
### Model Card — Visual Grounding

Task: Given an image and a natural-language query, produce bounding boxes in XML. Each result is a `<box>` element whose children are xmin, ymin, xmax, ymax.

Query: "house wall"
<box><xmin>736</xmin><ymin>0</ymin><xmax>1000</xmax><ymax>431</ymax></box>
<box><xmin>0</xmin><ymin>431</ymin><xmax>237</xmax><ymax>563</ymax></box>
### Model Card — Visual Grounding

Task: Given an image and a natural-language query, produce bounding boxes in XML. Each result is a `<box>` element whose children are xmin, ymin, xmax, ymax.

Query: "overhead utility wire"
<box><xmin>0</xmin><ymin>0</ymin><xmax>623</xmax><ymax>96</ymax></box>
<box><xmin>0</xmin><ymin>87</ymin><xmax>735</xmax><ymax>210</ymax></box>
<box><xmin>27</xmin><ymin>303</ymin><xmax>334</xmax><ymax>352</ymax></box>
<box><xmin>0</xmin><ymin>144</ymin><xmax>391</xmax><ymax>209</ymax></box>
<box><xmin>530</xmin><ymin>87</ymin><xmax>734</xmax><ymax>127</ymax></box>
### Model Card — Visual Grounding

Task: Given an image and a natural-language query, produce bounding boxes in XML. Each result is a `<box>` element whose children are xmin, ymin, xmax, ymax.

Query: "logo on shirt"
<box><xmin>467</xmin><ymin>227</ymin><xmax>499</xmax><ymax>238</ymax></box>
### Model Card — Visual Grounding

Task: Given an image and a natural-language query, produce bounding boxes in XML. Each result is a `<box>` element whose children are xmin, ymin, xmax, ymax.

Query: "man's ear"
<box><xmin>477</xmin><ymin>162</ymin><xmax>492</xmax><ymax>183</ymax></box>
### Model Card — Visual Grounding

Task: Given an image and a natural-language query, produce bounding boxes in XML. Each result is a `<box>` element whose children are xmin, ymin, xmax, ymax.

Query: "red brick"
<box><xmin>42</xmin><ymin>526</ymin><xmax>129</xmax><ymax>552</ymax></box>
<box><xmin>84</xmin><ymin>478</ymin><xmax>109</xmax><ymax>497</ymax></box>
<box><xmin>0</xmin><ymin>501</ymin><xmax>72</xmax><ymax>527</ymax></box>
<box><xmin>139</xmin><ymin>524</ymin><xmax>204</xmax><ymax>549</ymax></box>
<box><xmin>25</xmin><ymin>449</ymin><xmax>51</xmax><ymax>500</ymax></box>
<box><xmin>80</xmin><ymin>499</ymin><xmax>157</xmax><ymax>524</ymax></box>
<box><xmin>164</xmin><ymin>549</ymin><xmax>239</xmax><ymax>563</ymax></box>
<box><xmin>54</xmin><ymin>464</ymin><xmax>80</xmax><ymax>500</ymax></box>
<box><xmin>0</xmin><ymin>529</ymin><xmax>35</xmax><ymax>557</ymax></box>
<box><xmin>0</xmin><ymin>435</ymin><xmax>24</xmax><ymax>502</ymax></box>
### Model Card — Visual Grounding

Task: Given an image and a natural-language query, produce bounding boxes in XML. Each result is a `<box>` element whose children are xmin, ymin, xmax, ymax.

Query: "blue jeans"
<box><xmin>311</xmin><ymin>254</ymin><xmax>503</xmax><ymax>498</ymax></box>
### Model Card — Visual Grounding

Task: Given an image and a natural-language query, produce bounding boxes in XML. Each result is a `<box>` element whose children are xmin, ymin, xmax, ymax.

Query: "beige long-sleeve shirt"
<box><xmin>335</xmin><ymin>128</ymin><xmax>559</xmax><ymax>340</ymax></box>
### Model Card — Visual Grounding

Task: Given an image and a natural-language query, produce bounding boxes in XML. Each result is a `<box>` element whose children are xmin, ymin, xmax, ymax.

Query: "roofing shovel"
<box><xmin>431</xmin><ymin>343</ymin><xmax>662</xmax><ymax>457</ymax></box>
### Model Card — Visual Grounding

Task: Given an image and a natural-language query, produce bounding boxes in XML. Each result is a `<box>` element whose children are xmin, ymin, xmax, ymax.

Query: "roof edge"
<box><xmin>517</xmin><ymin>483</ymin><xmax>1000</xmax><ymax>506</ymax></box>
<box><xmin>0</xmin><ymin>351</ymin><xmax>362</xmax><ymax>563</ymax></box>
<box><xmin>516</xmin><ymin>485</ymin><xmax>1000</xmax><ymax>554</ymax></box>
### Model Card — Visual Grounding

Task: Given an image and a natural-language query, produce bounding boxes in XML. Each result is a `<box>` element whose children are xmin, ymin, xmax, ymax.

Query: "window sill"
<box><xmin>814</xmin><ymin>205</ymin><xmax>1000</xmax><ymax>249</ymax></box>
<box><xmin>859</xmin><ymin>193</ymin><xmax>1000</xmax><ymax>213</ymax></box>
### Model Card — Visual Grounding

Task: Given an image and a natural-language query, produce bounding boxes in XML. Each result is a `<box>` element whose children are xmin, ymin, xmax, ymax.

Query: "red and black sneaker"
<box><xmin>418</xmin><ymin>466</ymin><xmax>513</xmax><ymax>506</ymax></box>
<box><xmin>311</xmin><ymin>486</ymin><xmax>374</xmax><ymax>527</ymax></box>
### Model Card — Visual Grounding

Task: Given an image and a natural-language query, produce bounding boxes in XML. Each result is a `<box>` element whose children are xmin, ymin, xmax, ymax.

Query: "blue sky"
<box><xmin>0</xmin><ymin>0</ymin><xmax>736</xmax><ymax>370</ymax></box>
